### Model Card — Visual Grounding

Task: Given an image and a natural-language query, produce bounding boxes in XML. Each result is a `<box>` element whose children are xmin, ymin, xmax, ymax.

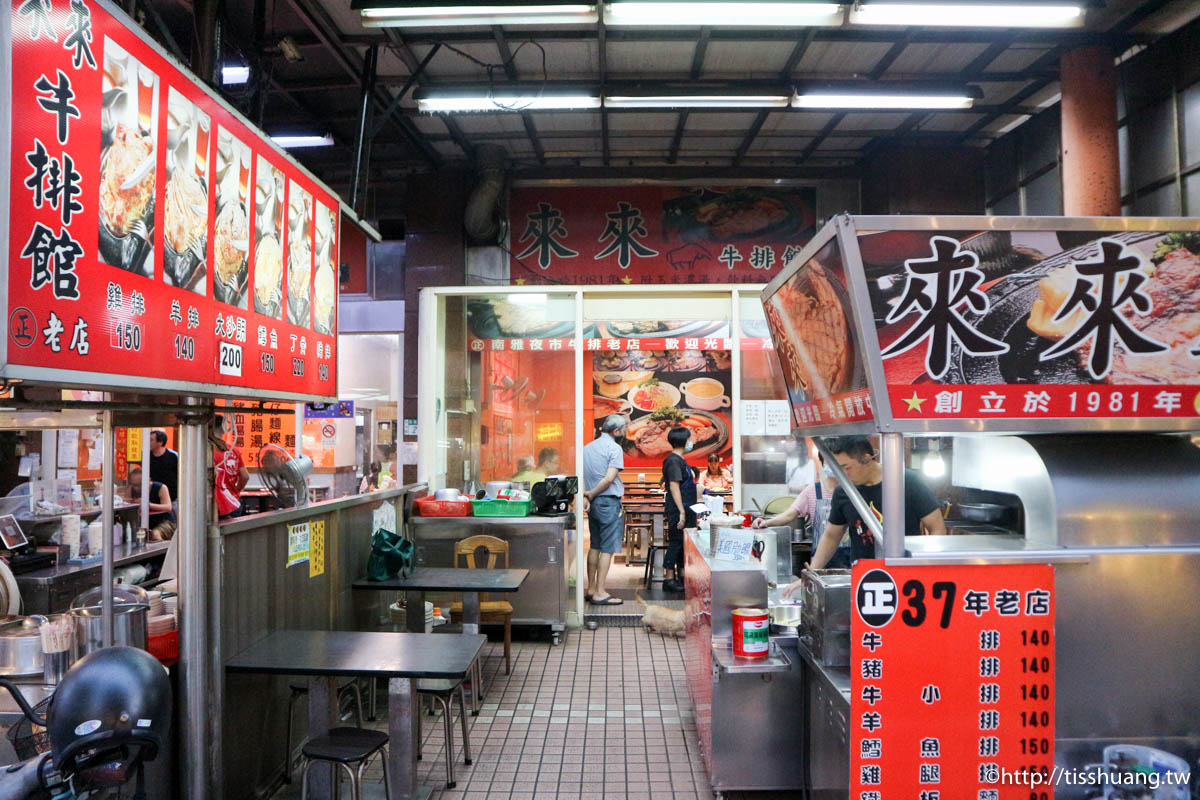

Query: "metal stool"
<box><xmin>285</xmin><ymin>681</ymin><xmax>366</xmax><ymax>783</ymax></box>
<box><xmin>415</xmin><ymin>679</ymin><xmax>473</xmax><ymax>789</ymax></box>
<box><xmin>299</xmin><ymin>727</ymin><xmax>391</xmax><ymax>800</ymax></box>
<box><xmin>643</xmin><ymin>514</ymin><xmax>668</xmax><ymax>588</ymax></box>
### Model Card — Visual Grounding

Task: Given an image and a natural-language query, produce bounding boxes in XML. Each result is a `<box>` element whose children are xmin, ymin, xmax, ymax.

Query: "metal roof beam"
<box><xmin>733</xmin><ymin>110</ymin><xmax>770</xmax><ymax>166</ymax></box>
<box><xmin>691</xmin><ymin>27</ymin><xmax>712</xmax><ymax>79</ymax></box>
<box><xmin>800</xmin><ymin>112</ymin><xmax>846</xmax><ymax>162</ymax></box>
<box><xmin>868</xmin><ymin>31</ymin><xmax>913</xmax><ymax>80</ymax></box>
<box><xmin>668</xmin><ymin>110</ymin><xmax>689</xmax><ymax>164</ymax></box>
<box><xmin>494</xmin><ymin>26</ymin><xmax>547</xmax><ymax>166</ymax></box>
<box><xmin>780</xmin><ymin>29</ymin><xmax>817</xmax><ymax>78</ymax></box>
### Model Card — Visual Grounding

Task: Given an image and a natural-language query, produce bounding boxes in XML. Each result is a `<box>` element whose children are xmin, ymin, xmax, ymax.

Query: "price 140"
<box><xmin>174</xmin><ymin>334</ymin><xmax>195</xmax><ymax>361</ymax></box>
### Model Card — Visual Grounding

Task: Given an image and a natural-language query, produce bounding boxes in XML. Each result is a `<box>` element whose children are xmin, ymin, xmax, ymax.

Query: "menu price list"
<box><xmin>5</xmin><ymin>0</ymin><xmax>338</xmax><ymax>400</ymax></box>
<box><xmin>850</xmin><ymin>561</ymin><xmax>1055</xmax><ymax>800</ymax></box>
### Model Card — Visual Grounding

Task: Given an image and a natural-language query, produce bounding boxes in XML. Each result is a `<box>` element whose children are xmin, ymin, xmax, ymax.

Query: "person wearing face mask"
<box><xmin>660</xmin><ymin>427</ymin><xmax>697</xmax><ymax>592</ymax></box>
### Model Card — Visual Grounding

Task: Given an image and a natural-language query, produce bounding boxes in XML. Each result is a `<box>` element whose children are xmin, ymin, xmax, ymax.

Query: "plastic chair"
<box><xmin>298</xmin><ymin>727</ymin><xmax>391</xmax><ymax>800</ymax></box>
<box><xmin>449</xmin><ymin>535</ymin><xmax>513</xmax><ymax>676</ymax></box>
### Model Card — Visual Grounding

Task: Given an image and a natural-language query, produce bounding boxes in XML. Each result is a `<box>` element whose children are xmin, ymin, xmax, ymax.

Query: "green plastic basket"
<box><xmin>470</xmin><ymin>499</ymin><xmax>532</xmax><ymax>517</ymax></box>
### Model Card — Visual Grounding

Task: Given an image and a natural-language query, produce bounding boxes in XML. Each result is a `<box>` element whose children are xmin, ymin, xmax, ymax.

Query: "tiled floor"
<box><xmin>274</xmin><ymin>622</ymin><xmax>715</xmax><ymax>800</ymax></box>
<box><xmin>274</xmin><ymin>560</ymin><xmax>799</xmax><ymax>800</ymax></box>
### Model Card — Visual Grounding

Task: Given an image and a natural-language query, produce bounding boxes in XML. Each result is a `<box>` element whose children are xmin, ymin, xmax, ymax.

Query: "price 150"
<box><xmin>112</xmin><ymin>322</ymin><xmax>142</xmax><ymax>352</ymax></box>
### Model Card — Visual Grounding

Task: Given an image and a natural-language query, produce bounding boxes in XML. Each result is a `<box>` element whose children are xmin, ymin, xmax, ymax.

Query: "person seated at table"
<box><xmin>696</xmin><ymin>454</ymin><xmax>733</xmax><ymax>494</ymax></box>
<box><xmin>127</xmin><ymin>465</ymin><xmax>176</xmax><ymax>532</ymax></box>
<box><xmin>512</xmin><ymin>448</ymin><xmax>561</xmax><ymax>484</ymax></box>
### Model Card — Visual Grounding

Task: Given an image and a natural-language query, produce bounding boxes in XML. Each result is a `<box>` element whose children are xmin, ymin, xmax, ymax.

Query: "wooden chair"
<box><xmin>450</xmin><ymin>535</ymin><xmax>513</xmax><ymax>675</ymax></box>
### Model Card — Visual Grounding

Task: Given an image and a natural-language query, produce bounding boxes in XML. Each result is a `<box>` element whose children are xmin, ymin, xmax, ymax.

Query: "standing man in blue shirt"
<box><xmin>582</xmin><ymin>414</ymin><xmax>627</xmax><ymax>606</ymax></box>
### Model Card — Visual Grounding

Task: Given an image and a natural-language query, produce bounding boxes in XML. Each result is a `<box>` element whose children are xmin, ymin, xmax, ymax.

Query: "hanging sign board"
<box><xmin>1</xmin><ymin>0</ymin><xmax>340</xmax><ymax>401</ymax></box>
<box><xmin>850</xmin><ymin>561</ymin><xmax>1055</xmax><ymax>800</ymax></box>
<box><xmin>763</xmin><ymin>217</ymin><xmax>1200</xmax><ymax>433</ymax></box>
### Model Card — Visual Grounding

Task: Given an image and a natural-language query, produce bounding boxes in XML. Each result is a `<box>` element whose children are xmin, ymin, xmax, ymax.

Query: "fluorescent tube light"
<box><xmin>605</xmin><ymin>94</ymin><xmax>791</xmax><ymax>108</ymax></box>
<box><xmin>851</xmin><ymin>3</ymin><xmax>1084</xmax><ymax>27</ymax></box>
<box><xmin>793</xmin><ymin>92</ymin><xmax>975</xmax><ymax>109</ymax></box>
<box><xmin>417</xmin><ymin>94</ymin><xmax>602</xmax><ymax>112</ymax></box>
<box><xmin>222</xmin><ymin>65</ymin><xmax>250</xmax><ymax>85</ymax></box>
<box><xmin>271</xmin><ymin>134</ymin><xmax>336</xmax><ymax>148</ymax></box>
<box><xmin>604</xmin><ymin>2</ymin><xmax>841</xmax><ymax>26</ymax></box>
<box><xmin>361</xmin><ymin>4</ymin><xmax>598</xmax><ymax>26</ymax></box>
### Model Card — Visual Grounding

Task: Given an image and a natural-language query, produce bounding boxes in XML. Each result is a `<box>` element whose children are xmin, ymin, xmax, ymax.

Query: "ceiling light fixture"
<box><xmin>604</xmin><ymin>93</ymin><xmax>791</xmax><ymax>108</ymax></box>
<box><xmin>850</xmin><ymin>2</ymin><xmax>1085</xmax><ymax>27</ymax></box>
<box><xmin>271</xmin><ymin>133</ymin><xmax>336</xmax><ymax>148</ymax></box>
<box><xmin>793</xmin><ymin>92</ymin><xmax>976</xmax><ymax>109</ymax></box>
<box><xmin>222</xmin><ymin>65</ymin><xmax>250</xmax><ymax>85</ymax></box>
<box><xmin>356</xmin><ymin>2</ymin><xmax>598</xmax><ymax>27</ymax></box>
<box><xmin>416</xmin><ymin>87</ymin><xmax>602</xmax><ymax>112</ymax></box>
<box><xmin>603</xmin><ymin>1</ymin><xmax>842</xmax><ymax>26</ymax></box>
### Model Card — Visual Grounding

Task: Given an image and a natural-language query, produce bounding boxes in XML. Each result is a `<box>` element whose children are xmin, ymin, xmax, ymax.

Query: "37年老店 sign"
<box><xmin>2</xmin><ymin>0</ymin><xmax>339</xmax><ymax>401</ymax></box>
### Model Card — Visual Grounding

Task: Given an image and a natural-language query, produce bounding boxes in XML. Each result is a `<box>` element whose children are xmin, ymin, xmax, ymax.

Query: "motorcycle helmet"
<box><xmin>47</xmin><ymin>646</ymin><xmax>172</xmax><ymax>787</ymax></box>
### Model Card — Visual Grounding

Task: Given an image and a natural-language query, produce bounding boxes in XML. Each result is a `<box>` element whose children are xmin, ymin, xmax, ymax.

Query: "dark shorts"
<box><xmin>589</xmin><ymin>496</ymin><xmax>623</xmax><ymax>554</ymax></box>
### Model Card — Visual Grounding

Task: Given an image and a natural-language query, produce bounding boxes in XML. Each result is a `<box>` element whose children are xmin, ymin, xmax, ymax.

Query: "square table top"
<box><xmin>353</xmin><ymin>567</ymin><xmax>529</xmax><ymax>593</ymax></box>
<box><xmin>225</xmin><ymin>630</ymin><xmax>486</xmax><ymax>679</ymax></box>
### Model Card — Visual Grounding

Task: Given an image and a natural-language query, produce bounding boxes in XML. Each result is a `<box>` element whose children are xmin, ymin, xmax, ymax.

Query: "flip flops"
<box><xmin>590</xmin><ymin>595</ymin><xmax>623</xmax><ymax>605</ymax></box>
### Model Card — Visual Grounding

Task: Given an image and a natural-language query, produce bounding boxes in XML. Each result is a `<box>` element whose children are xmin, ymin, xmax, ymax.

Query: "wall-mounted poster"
<box><xmin>162</xmin><ymin>87</ymin><xmax>210</xmax><ymax>294</ymax></box>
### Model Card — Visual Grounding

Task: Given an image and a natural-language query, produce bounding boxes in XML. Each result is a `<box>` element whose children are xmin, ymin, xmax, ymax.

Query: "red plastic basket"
<box><xmin>147</xmin><ymin>630</ymin><xmax>178</xmax><ymax>665</ymax></box>
<box><xmin>414</xmin><ymin>496</ymin><xmax>473</xmax><ymax>517</ymax></box>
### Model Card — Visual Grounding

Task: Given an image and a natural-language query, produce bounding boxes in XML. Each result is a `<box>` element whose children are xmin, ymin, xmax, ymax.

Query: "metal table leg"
<box><xmin>307</xmin><ymin>677</ymin><xmax>338</xmax><ymax>795</ymax></box>
<box><xmin>462</xmin><ymin>591</ymin><xmax>482</xmax><ymax>712</ymax></box>
<box><xmin>388</xmin><ymin>676</ymin><xmax>432</xmax><ymax>800</ymax></box>
<box><xmin>405</xmin><ymin>590</ymin><xmax>425</xmax><ymax>633</ymax></box>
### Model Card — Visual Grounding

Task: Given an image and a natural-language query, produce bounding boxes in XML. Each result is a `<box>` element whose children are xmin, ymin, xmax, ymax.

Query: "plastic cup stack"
<box><xmin>61</xmin><ymin>515</ymin><xmax>81</xmax><ymax>560</ymax></box>
<box><xmin>39</xmin><ymin>615</ymin><xmax>74</xmax><ymax>685</ymax></box>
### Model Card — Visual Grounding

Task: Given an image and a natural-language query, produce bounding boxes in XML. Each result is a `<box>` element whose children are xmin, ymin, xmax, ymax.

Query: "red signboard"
<box><xmin>2</xmin><ymin>0</ymin><xmax>339</xmax><ymax>401</ymax></box>
<box><xmin>762</xmin><ymin>233</ymin><xmax>872</xmax><ymax>429</ymax></box>
<box><xmin>851</xmin><ymin>561</ymin><xmax>1056</xmax><ymax>800</ymax></box>
<box><xmin>508</xmin><ymin>185</ymin><xmax>816</xmax><ymax>285</ymax></box>
<box><xmin>861</xmin><ymin>228</ymin><xmax>1200</xmax><ymax>422</ymax></box>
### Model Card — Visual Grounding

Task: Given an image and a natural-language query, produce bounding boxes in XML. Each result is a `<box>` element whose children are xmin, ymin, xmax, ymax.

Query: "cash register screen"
<box><xmin>0</xmin><ymin>515</ymin><xmax>29</xmax><ymax>552</ymax></box>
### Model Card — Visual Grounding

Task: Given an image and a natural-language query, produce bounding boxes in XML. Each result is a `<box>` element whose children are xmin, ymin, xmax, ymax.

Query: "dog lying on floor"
<box><xmin>641</xmin><ymin>604</ymin><xmax>686</xmax><ymax>637</ymax></box>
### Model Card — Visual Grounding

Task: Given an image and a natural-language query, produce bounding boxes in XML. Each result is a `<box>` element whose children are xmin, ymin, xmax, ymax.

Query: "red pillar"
<box><xmin>1060</xmin><ymin>45</ymin><xmax>1121</xmax><ymax>216</ymax></box>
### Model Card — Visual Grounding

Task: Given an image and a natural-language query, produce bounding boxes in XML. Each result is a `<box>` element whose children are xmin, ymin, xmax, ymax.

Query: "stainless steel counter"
<box><xmin>796</xmin><ymin>639</ymin><xmax>850</xmax><ymax>800</ymax></box>
<box><xmin>409</xmin><ymin>515</ymin><xmax>569</xmax><ymax>637</ymax></box>
<box><xmin>14</xmin><ymin>541</ymin><xmax>171</xmax><ymax>586</ymax></box>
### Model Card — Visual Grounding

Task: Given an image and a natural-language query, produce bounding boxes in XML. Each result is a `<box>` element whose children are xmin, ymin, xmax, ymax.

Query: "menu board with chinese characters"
<box><xmin>858</xmin><ymin>226</ymin><xmax>1200</xmax><ymax>425</ymax></box>
<box><xmin>851</xmin><ymin>561</ymin><xmax>1055</xmax><ymax>800</ymax></box>
<box><xmin>2</xmin><ymin>0</ymin><xmax>339</xmax><ymax>401</ymax></box>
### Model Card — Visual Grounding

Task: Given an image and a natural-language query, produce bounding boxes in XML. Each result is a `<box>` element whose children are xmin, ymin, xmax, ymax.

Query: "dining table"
<box><xmin>354</xmin><ymin>567</ymin><xmax>529</xmax><ymax>712</ymax></box>
<box><xmin>226</xmin><ymin>629</ymin><xmax>486</xmax><ymax>800</ymax></box>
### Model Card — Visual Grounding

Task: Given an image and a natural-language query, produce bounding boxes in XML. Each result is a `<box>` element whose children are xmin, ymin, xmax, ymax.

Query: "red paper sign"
<box><xmin>508</xmin><ymin>185</ymin><xmax>816</xmax><ymax>285</ymax></box>
<box><xmin>861</xmin><ymin>229</ymin><xmax>1200</xmax><ymax>421</ymax></box>
<box><xmin>851</xmin><ymin>561</ymin><xmax>1056</xmax><ymax>800</ymax></box>
<box><xmin>114</xmin><ymin>427</ymin><xmax>127</xmax><ymax>480</ymax></box>
<box><xmin>3</xmin><ymin>0</ymin><xmax>339</xmax><ymax>401</ymax></box>
<box><xmin>467</xmin><ymin>335</ymin><xmax>772</xmax><ymax>352</ymax></box>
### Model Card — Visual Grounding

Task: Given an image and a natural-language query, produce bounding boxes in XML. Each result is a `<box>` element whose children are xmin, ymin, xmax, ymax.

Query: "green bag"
<box><xmin>366</xmin><ymin>526</ymin><xmax>414</xmax><ymax>581</ymax></box>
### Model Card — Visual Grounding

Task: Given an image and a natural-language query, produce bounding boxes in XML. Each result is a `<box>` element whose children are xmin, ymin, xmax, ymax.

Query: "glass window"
<box><xmin>737</xmin><ymin>291</ymin><xmax>794</xmax><ymax>513</ymax></box>
<box><xmin>335</xmin><ymin>333</ymin><xmax>402</xmax><ymax>491</ymax></box>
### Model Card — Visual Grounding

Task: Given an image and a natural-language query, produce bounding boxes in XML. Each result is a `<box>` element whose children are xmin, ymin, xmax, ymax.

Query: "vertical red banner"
<box><xmin>114</xmin><ymin>427</ymin><xmax>127</xmax><ymax>480</ymax></box>
<box><xmin>850</xmin><ymin>561</ymin><xmax>1055</xmax><ymax>800</ymax></box>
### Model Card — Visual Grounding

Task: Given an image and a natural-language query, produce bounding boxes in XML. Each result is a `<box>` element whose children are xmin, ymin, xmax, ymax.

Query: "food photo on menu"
<box><xmin>98</xmin><ymin>40</ymin><xmax>159</xmax><ymax>278</ymax></box>
<box><xmin>162</xmin><ymin>88</ymin><xmax>210</xmax><ymax>294</ymax></box>
<box><xmin>313</xmin><ymin>202</ymin><xmax>337</xmax><ymax>335</ymax></box>
<box><xmin>253</xmin><ymin>156</ymin><xmax>285</xmax><ymax>319</ymax></box>
<box><xmin>589</xmin><ymin>321</ymin><xmax>733</xmax><ymax>469</ymax></box>
<box><xmin>286</xmin><ymin>181</ymin><xmax>314</xmax><ymax>328</ymax></box>
<box><xmin>214</xmin><ymin>127</ymin><xmax>251</xmax><ymax>309</ymax></box>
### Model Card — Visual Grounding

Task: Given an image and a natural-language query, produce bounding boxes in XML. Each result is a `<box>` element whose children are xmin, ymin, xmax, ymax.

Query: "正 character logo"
<box><xmin>8</xmin><ymin>308</ymin><xmax>38</xmax><ymax>348</ymax></box>
<box><xmin>856</xmin><ymin>568</ymin><xmax>898</xmax><ymax>628</ymax></box>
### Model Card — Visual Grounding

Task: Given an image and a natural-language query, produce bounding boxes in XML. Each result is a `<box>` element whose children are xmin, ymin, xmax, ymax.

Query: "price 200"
<box><xmin>173</xmin><ymin>334</ymin><xmax>195</xmax><ymax>361</ymax></box>
<box><xmin>113</xmin><ymin>322</ymin><xmax>142</xmax><ymax>352</ymax></box>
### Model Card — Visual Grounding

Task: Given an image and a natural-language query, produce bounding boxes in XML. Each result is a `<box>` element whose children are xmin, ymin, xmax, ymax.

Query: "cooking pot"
<box><xmin>433</xmin><ymin>488</ymin><xmax>461</xmax><ymax>501</ymax></box>
<box><xmin>69</xmin><ymin>585</ymin><xmax>149</xmax><ymax>657</ymax></box>
<box><xmin>0</xmin><ymin>617</ymin><xmax>45</xmax><ymax>677</ymax></box>
<box><xmin>957</xmin><ymin>502</ymin><xmax>1007</xmax><ymax>523</ymax></box>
